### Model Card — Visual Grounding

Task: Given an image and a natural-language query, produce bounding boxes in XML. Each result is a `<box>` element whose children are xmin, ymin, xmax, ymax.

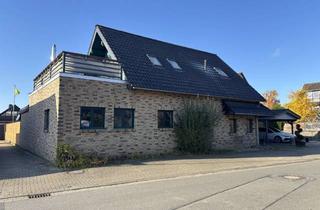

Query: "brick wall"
<box><xmin>57</xmin><ymin>76</ymin><xmax>258</xmax><ymax>159</ymax></box>
<box><xmin>19</xmin><ymin>75</ymin><xmax>258</xmax><ymax>162</ymax></box>
<box><xmin>19</xmin><ymin>78</ymin><xmax>60</xmax><ymax>162</ymax></box>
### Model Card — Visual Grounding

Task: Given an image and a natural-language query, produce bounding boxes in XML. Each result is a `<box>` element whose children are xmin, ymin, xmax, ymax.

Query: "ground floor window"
<box><xmin>114</xmin><ymin>108</ymin><xmax>134</xmax><ymax>129</ymax></box>
<box><xmin>230</xmin><ymin>118</ymin><xmax>237</xmax><ymax>133</ymax></box>
<box><xmin>80</xmin><ymin>107</ymin><xmax>105</xmax><ymax>129</ymax></box>
<box><xmin>44</xmin><ymin>109</ymin><xmax>50</xmax><ymax>132</ymax></box>
<box><xmin>158</xmin><ymin>110</ymin><xmax>173</xmax><ymax>128</ymax></box>
<box><xmin>247</xmin><ymin>119</ymin><xmax>254</xmax><ymax>133</ymax></box>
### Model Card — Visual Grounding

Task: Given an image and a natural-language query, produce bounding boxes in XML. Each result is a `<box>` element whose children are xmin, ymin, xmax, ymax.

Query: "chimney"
<box><xmin>50</xmin><ymin>44</ymin><xmax>57</xmax><ymax>62</ymax></box>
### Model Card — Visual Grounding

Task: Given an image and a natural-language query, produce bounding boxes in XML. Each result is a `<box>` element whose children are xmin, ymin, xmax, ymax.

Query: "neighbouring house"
<box><xmin>303</xmin><ymin>82</ymin><xmax>320</xmax><ymax>111</ymax></box>
<box><xmin>301</xmin><ymin>82</ymin><xmax>320</xmax><ymax>136</ymax></box>
<box><xmin>19</xmin><ymin>25</ymin><xmax>273</xmax><ymax>162</ymax></box>
<box><xmin>0</xmin><ymin>105</ymin><xmax>20</xmax><ymax>140</ymax></box>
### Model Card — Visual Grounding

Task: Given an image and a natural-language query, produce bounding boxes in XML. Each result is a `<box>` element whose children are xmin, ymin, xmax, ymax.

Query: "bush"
<box><xmin>174</xmin><ymin>99</ymin><xmax>222</xmax><ymax>153</ymax></box>
<box><xmin>56</xmin><ymin>144</ymin><xmax>91</xmax><ymax>169</ymax></box>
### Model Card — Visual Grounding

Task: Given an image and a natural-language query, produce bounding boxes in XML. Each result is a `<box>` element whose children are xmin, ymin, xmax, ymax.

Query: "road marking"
<box><xmin>262</xmin><ymin>177</ymin><xmax>316</xmax><ymax>210</ymax></box>
<box><xmin>171</xmin><ymin>175</ymin><xmax>271</xmax><ymax>210</ymax></box>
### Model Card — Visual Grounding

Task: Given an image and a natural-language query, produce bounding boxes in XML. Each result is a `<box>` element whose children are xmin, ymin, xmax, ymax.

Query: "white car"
<box><xmin>259</xmin><ymin>127</ymin><xmax>295</xmax><ymax>143</ymax></box>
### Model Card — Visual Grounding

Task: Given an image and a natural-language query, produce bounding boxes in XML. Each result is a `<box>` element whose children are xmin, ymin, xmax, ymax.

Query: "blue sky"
<box><xmin>1</xmin><ymin>0</ymin><xmax>319</xmax><ymax>111</ymax></box>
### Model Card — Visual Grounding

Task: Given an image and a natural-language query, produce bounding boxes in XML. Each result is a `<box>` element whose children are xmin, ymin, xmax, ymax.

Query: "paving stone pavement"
<box><xmin>1</xmin><ymin>140</ymin><xmax>320</xmax><ymax>200</ymax></box>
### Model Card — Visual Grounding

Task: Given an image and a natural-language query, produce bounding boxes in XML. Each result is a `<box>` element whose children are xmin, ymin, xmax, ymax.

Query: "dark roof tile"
<box><xmin>98</xmin><ymin>25</ymin><xmax>265</xmax><ymax>102</ymax></box>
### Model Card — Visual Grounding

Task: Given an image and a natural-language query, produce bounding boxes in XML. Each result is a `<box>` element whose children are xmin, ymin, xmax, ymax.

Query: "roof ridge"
<box><xmin>96</xmin><ymin>24</ymin><xmax>218</xmax><ymax>57</ymax></box>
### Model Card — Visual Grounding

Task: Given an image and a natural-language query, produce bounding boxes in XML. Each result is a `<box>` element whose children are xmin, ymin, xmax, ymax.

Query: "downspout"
<box><xmin>256</xmin><ymin>117</ymin><xmax>259</xmax><ymax>146</ymax></box>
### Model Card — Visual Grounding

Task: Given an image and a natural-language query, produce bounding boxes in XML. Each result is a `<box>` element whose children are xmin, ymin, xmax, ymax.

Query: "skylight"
<box><xmin>146</xmin><ymin>54</ymin><xmax>162</xmax><ymax>66</ymax></box>
<box><xmin>214</xmin><ymin>67</ymin><xmax>228</xmax><ymax>77</ymax></box>
<box><xmin>167</xmin><ymin>59</ymin><xmax>181</xmax><ymax>70</ymax></box>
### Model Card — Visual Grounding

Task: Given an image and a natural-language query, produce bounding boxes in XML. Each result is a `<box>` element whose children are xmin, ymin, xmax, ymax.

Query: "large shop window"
<box><xmin>80</xmin><ymin>107</ymin><xmax>105</xmax><ymax>129</ymax></box>
<box><xmin>114</xmin><ymin>108</ymin><xmax>135</xmax><ymax>129</ymax></box>
<box><xmin>158</xmin><ymin>110</ymin><xmax>173</xmax><ymax>128</ymax></box>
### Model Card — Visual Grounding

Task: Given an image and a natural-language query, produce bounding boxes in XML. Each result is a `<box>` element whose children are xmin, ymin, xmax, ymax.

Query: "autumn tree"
<box><xmin>285</xmin><ymin>89</ymin><xmax>318</xmax><ymax>122</ymax></box>
<box><xmin>262</xmin><ymin>90</ymin><xmax>281</xmax><ymax>109</ymax></box>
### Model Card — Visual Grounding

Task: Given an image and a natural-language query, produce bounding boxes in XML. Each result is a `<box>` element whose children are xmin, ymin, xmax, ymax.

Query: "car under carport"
<box><xmin>259</xmin><ymin>109</ymin><xmax>301</xmax><ymax>144</ymax></box>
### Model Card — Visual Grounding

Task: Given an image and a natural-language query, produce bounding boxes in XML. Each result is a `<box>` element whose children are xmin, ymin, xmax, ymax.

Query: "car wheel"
<box><xmin>274</xmin><ymin>136</ymin><xmax>282</xmax><ymax>143</ymax></box>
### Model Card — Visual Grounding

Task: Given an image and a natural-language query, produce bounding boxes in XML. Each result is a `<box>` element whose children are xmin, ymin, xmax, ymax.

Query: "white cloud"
<box><xmin>272</xmin><ymin>48</ymin><xmax>281</xmax><ymax>57</ymax></box>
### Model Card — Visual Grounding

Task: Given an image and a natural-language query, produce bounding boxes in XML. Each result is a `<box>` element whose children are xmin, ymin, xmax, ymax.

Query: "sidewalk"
<box><xmin>1</xmin><ymin>141</ymin><xmax>320</xmax><ymax>200</ymax></box>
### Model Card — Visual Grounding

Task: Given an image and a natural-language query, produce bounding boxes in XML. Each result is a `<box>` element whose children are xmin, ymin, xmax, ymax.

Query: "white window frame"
<box><xmin>146</xmin><ymin>54</ymin><xmax>162</xmax><ymax>66</ymax></box>
<box><xmin>167</xmin><ymin>58</ymin><xmax>182</xmax><ymax>70</ymax></box>
<box><xmin>214</xmin><ymin>67</ymin><xmax>228</xmax><ymax>77</ymax></box>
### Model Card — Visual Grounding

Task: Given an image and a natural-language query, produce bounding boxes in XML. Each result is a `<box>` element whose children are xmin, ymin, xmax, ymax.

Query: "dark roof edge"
<box><xmin>280</xmin><ymin>108</ymin><xmax>301</xmax><ymax>119</ymax></box>
<box><xmin>0</xmin><ymin>105</ymin><xmax>20</xmax><ymax>116</ymax></box>
<box><xmin>19</xmin><ymin>105</ymin><xmax>29</xmax><ymax>115</ymax></box>
<box><xmin>96</xmin><ymin>24</ymin><xmax>219</xmax><ymax>57</ymax></box>
<box><xmin>130</xmin><ymin>86</ymin><xmax>262</xmax><ymax>103</ymax></box>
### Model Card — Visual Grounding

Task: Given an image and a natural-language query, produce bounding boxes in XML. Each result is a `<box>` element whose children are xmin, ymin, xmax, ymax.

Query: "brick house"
<box><xmin>19</xmin><ymin>25</ymin><xmax>271</xmax><ymax>162</ymax></box>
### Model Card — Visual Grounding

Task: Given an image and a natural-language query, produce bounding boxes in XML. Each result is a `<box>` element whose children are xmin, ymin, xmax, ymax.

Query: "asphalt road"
<box><xmin>2</xmin><ymin>158</ymin><xmax>320</xmax><ymax>210</ymax></box>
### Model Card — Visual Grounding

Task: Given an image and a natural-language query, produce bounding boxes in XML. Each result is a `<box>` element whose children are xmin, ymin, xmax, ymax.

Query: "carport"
<box><xmin>259</xmin><ymin>109</ymin><xmax>301</xmax><ymax>144</ymax></box>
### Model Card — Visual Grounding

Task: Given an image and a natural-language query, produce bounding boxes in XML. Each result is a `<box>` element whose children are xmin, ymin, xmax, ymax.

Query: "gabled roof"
<box><xmin>0</xmin><ymin>105</ymin><xmax>20</xmax><ymax>116</ymax></box>
<box><xmin>303</xmin><ymin>82</ymin><xmax>320</xmax><ymax>91</ymax></box>
<box><xmin>259</xmin><ymin>109</ymin><xmax>301</xmax><ymax>121</ymax></box>
<box><xmin>96</xmin><ymin>25</ymin><xmax>265</xmax><ymax>102</ymax></box>
<box><xmin>0</xmin><ymin>104</ymin><xmax>20</xmax><ymax>123</ymax></box>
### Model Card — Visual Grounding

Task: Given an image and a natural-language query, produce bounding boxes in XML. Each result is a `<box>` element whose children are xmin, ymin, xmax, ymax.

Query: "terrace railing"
<box><xmin>33</xmin><ymin>52</ymin><xmax>122</xmax><ymax>90</ymax></box>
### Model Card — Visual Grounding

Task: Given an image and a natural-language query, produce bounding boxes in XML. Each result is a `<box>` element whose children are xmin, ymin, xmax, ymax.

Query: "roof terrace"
<box><xmin>33</xmin><ymin>51</ymin><xmax>123</xmax><ymax>90</ymax></box>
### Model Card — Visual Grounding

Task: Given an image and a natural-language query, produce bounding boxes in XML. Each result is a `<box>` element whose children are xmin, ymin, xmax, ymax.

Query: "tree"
<box><xmin>285</xmin><ymin>89</ymin><xmax>318</xmax><ymax>122</ymax></box>
<box><xmin>262</xmin><ymin>90</ymin><xmax>281</xmax><ymax>109</ymax></box>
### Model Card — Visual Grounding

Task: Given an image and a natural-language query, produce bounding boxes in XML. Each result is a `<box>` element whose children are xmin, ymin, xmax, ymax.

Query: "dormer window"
<box><xmin>167</xmin><ymin>59</ymin><xmax>181</xmax><ymax>70</ymax></box>
<box><xmin>214</xmin><ymin>67</ymin><xmax>228</xmax><ymax>77</ymax></box>
<box><xmin>146</xmin><ymin>54</ymin><xmax>162</xmax><ymax>66</ymax></box>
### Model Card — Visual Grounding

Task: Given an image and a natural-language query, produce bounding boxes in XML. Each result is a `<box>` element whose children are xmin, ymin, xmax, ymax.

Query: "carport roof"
<box><xmin>259</xmin><ymin>109</ymin><xmax>301</xmax><ymax>121</ymax></box>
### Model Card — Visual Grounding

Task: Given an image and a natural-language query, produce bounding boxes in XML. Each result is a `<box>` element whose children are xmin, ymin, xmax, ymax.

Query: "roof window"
<box><xmin>146</xmin><ymin>54</ymin><xmax>162</xmax><ymax>66</ymax></box>
<box><xmin>167</xmin><ymin>59</ymin><xmax>181</xmax><ymax>70</ymax></box>
<box><xmin>214</xmin><ymin>67</ymin><xmax>228</xmax><ymax>77</ymax></box>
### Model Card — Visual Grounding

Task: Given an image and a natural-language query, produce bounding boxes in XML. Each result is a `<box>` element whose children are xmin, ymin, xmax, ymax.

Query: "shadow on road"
<box><xmin>110</xmin><ymin>140</ymin><xmax>320</xmax><ymax>166</ymax></box>
<box><xmin>0</xmin><ymin>142</ymin><xmax>61</xmax><ymax>180</ymax></box>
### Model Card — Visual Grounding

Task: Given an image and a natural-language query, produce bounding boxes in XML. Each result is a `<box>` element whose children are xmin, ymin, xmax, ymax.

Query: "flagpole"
<box><xmin>12</xmin><ymin>85</ymin><xmax>15</xmax><ymax>122</ymax></box>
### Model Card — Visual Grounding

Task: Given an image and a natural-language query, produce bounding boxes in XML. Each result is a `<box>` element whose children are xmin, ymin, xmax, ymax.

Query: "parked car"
<box><xmin>259</xmin><ymin>127</ymin><xmax>295</xmax><ymax>143</ymax></box>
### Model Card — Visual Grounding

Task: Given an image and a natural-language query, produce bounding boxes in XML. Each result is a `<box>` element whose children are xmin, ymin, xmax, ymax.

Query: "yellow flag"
<box><xmin>14</xmin><ymin>87</ymin><xmax>20</xmax><ymax>96</ymax></box>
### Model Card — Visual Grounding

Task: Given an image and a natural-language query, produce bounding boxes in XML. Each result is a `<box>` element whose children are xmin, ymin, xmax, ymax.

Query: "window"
<box><xmin>114</xmin><ymin>108</ymin><xmax>134</xmax><ymax>129</ymax></box>
<box><xmin>230</xmin><ymin>119</ymin><xmax>237</xmax><ymax>133</ymax></box>
<box><xmin>44</xmin><ymin>109</ymin><xmax>50</xmax><ymax>132</ymax></box>
<box><xmin>146</xmin><ymin>54</ymin><xmax>162</xmax><ymax>66</ymax></box>
<box><xmin>308</xmin><ymin>90</ymin><xmax>320</xmax><ymax>102</ymax></box>
<box><xmin>167</xmin><ymin>59</ymin><xmax>181</xmax><ymax>70</ymax></box>
<box><xmin>214</xmin><ymin>67</ymin><xmax>228</xmax><ymax>77</ymax></box>
<box><xmin>80</xmin><ymin>107</ymin><xmax>105</xmax><ymax>129</ymax></box>
<box><xmin>158</xmin><ymin>110</ymin><xmax>173</xmax><ymax>128</ymax></box>
<box><xmin>247</xmin><ymin>119</ymin><xmax>254</xmax><ymax>133</ymax></box>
